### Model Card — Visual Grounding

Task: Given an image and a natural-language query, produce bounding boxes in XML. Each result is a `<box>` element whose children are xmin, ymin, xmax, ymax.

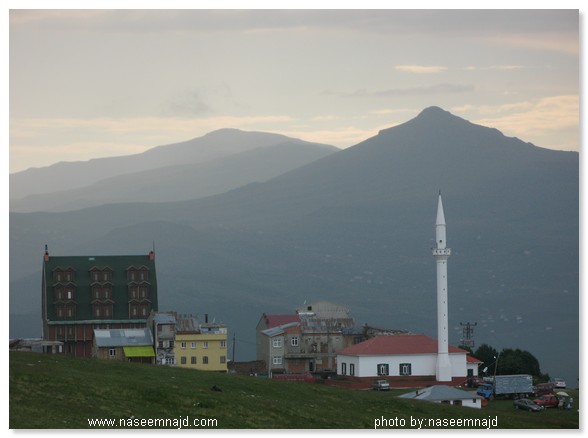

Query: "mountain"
<box><xmin>9</xmin><ymin>107</ymin><xmax>578</xmax><ymax>385</ymax></box>
<box><xmin>10</xmin><ymin>141</ymin><xmax>337</xmax><ymax>212</ymax></box>
<box><xmin>10</xmin><ymin>129</ymin><xmax>336</xmax><ymax>202</ymax></box>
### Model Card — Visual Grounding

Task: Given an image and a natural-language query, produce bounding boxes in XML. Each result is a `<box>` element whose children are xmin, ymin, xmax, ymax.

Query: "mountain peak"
<box><xmin>415</xmin><ymin>106</ymin><xmax>461</xmax><ymax>122</ymax></box>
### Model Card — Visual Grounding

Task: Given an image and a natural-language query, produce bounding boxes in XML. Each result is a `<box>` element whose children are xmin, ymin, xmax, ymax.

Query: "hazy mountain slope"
<box><xmin>10</xmin><ymin>141</ymin><xmax>337</xmax><ymax>212</ymax></box>
<box><xmin>9</xmin><ymin>107</ymin><xmax>578</xmax><ymax>384</ymax></box>
<box><xmin>10</xmin><ymin>129</ymin><xmax>323</xmax><ymax>200</ymax></box>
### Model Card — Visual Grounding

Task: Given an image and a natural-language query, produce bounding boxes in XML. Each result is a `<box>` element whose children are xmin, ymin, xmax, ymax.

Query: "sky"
<box><xmin>7</xmin><ymin>6</ymin><xmax>582</xmax><ymax>174</ymax></box>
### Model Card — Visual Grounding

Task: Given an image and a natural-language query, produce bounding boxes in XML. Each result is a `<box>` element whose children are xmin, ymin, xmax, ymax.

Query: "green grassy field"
<box><xmin>9</xmin><ymin>352</ymin><xmax>579</xmax><ymax>429</ymax></box>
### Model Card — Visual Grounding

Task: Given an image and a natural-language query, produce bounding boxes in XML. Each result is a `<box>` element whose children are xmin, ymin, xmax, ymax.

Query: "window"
<box><xmin>203</xmin><ymin>341</ymin><xmax>209</xmax><ymax>349</ymax></box>
<box><xmin>203</xmin><ymin>356</ymin><xmax>209</xmax><ymax>364</ymax></box>
<box><xmin>377</xmin><ymin>363</ymin><xmax>389</xmax><ymax>376</ymax></box>
<box><xmin>191</xmin><ymin>356</ymin><xmax>197</xmax><ymax>364</ymax></box>
<box><xmin>109</xmin><ymin>348</ymin><xmax>116</xmax><ymax>358</ymax></box>
<box><xmin>272</xmin><ymin>338</ymin><xmax>282</xmax><ymax>348</ymax></box>
<box><xmin>181</xmin><ymin>341</ymin><xmax>186</xmax><ymax>349</ymax></box>
<box><xmin>272</xmin><ymin>356</ymin><xmax>282</xmax><ymax>365</ymax></box>
<box><xmin>291</xmin><ymin>337</ymin><xmax>299</xmax><ymax>347</ymax></box>
<box><xmin>181</xmin><ymin>356</ymin><xmax>187</xmax><ymax>365</ymax></box>
<box><xmin>191</xmin><ymin>342</ymin><xmax>197</xmax><ymax>349</ymax></box>
<box><xmin>220</xmin><ymin>340</ymin><xmax>226</xmax><ymax>348</ymax></box>
<box><xmin>220</xmin><ymin>356</ymin><xmax>226</xmax><ymax>364</ymax></box>
<box><xmin>341</xmin><ymin>362</ymin><xmax>347</xmax><ymax>375</ymax></box>
<box><xmin>399</xmin><ymin>363</ymin><xmax>412</xmax><ymax>376</ymax></box>
<box><xmin>165</xmin><ymin>357</ymin><xmax>175</xmax><ymax>365</ymax></box>
<box><xmin>350</xmin><ymin>363</ymin><xmax>355</xmax><ymax>376</ymax></box>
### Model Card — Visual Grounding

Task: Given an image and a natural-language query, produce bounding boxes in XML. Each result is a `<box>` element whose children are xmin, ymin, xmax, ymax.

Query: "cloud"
<box><xmin>464</xmin><ymin>95</ymin><xmax>579</xmax><ymax>150</ymax></box>
<box><xmin>163</xmin><ymin>91</ymin><xmax>212</xmax><ymax>116</ymax></box>
<box><xmin>395</xmin><ymin>65</ymin><xmax>447</xmax><ymax>74</ymax></box>
<box><xmin>483</xmin><ymin>32</ymin><xmax>579</xmax><ymax>55</ymax></box>
<box><xmin>464</xmin><ymin>65</ymin><xmax>525</xmax><ymax>71</ymax></box>
<box><xmin>11</xmin><ymin>10</ymin><xmax>577</xmax><ymax>45</ymax></box>
<box><xmin>322</xmin><ymin>83</ymin><xmax>474</xmax><ymax>98</ymax></box>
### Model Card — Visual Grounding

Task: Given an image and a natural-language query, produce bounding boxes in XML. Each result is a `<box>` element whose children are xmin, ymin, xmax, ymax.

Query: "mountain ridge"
<box><xmin>10</xmin><ymin>129</ymin><xmax>337</xmax><ymax>201</ymax></box>
<box><xmin>10</xmin><ymin>140</ymin><xmax>337</xmax><ymax>212</ymax></box>
<box><xmin>9</xmin><ymin>107</ymin><xmax>578</xmax><ymax>385</ymax></box>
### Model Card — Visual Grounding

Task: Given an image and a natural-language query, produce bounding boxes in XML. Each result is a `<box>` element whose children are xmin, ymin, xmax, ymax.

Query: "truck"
<box><xmin>476</xmin><ymin>374</ymin><xmax>534</xmax><ymax>400</ymax></box>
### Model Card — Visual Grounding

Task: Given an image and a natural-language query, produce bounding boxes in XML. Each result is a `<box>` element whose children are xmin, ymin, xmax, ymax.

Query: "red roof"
<box><xmin>263</xmin><ymin>314</ymin><xmax>301</xmax><ymax>328</ymax></box>
<box><xmin>338</xmin><ymin>335</ymin><xmax>467</xmax><ymax>356</ymax></box>
<box><xmin>467</xmin><ymin>355</ymin><xmax>482</xmax><ymax>363</ymax></box>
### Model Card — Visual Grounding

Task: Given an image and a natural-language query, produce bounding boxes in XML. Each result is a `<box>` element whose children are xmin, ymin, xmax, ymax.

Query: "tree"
<box><xmin>497</xmin><ymin>348</ymin><xmax>550</xmax><ymax>383</ymax></box>
<box><xmin>473</xmin><ymin>344</ymin><xmax>550</xmax><ymax>383</ymax></box>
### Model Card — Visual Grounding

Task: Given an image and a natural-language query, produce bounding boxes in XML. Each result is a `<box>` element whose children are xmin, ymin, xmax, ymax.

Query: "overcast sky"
<box><xmin>8</xmin><ymin>7</ymin><xmax>581</xmax><ymax>173</ymax></box>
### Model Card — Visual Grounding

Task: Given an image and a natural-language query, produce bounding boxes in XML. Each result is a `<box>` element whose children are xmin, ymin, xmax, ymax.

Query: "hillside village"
<box><xmin>11</xmin><ymin>194</ymin><xmax>487</xmax><ymax>401</ymax></box>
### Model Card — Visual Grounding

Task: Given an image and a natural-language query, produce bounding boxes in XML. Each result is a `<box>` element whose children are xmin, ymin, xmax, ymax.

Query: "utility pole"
<box><xmin>459</xmin><ymin>322</ymin><xmax>477</xmax><ymax>349</ymax></box>
<box><xmin>232</xmin><ymin>332</ymin><xmax>236</xmax><ymax>364</ymax></box>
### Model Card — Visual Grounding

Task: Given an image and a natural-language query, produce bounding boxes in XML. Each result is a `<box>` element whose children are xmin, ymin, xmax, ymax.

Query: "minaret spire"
<box><xmin>433</xmin><ymin>192</ymin><xmax>452</xmax><ymax>382</ymax></box>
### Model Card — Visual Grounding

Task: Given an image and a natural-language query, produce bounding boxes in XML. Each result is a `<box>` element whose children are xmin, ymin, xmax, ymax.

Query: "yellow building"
<box><xmin>174</xmin><ymin>315</ymin><xmax>228</xmax><ymax>372</ymax></box>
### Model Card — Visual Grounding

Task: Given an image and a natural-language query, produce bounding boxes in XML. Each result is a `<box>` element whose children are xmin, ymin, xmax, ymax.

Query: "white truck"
<box><xmin>477</xmin><ymin>374</ymin><xmax>534</xmax><ymax>399</ymax></box>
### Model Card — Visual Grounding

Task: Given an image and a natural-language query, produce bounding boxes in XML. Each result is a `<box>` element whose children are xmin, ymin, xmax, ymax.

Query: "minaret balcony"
<box><xmin>432</xmin><ymin>248</ymin><xmax>451</xmax><ymax>256</ymax></box>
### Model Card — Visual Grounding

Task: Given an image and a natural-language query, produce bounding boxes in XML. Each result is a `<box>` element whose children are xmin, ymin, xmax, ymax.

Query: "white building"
<box><xmin>336</xmin><ymin>334</ymin><xmax>470</xmax><ymax>383</ymax></box>
<box><xmin>399</xmin><ymin>385</ymin><xmax>484</xmax><ymax>409</ymax></box>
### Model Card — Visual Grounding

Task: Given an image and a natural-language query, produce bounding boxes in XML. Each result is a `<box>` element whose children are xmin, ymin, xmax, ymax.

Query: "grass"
<box><xmin>9</xmin><ymin>352</ymin><xmax>579</xmax><ymax>429</ymax></box>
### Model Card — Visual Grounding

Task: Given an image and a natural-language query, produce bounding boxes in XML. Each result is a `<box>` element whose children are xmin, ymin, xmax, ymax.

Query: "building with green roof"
<box><xmin>41</xmin><ymin>247</ymin><xmax>158</xmax><ymax>357</ymax></box>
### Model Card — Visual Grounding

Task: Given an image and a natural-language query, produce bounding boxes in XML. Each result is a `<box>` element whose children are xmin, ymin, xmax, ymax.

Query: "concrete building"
<box><xmin>148</xmin><ymin>311</ymin><xmax>177</xmax><ymax>366</ymax></box>
<box><xmin>174</xmin><ymin>314</ymin><xmax>228</xmax><ymax>372</ymax></box>
<box><xmin>92</xmin><ymin>327</ymin><xmax>155</xmax><ymax>363</ymax></box>
<box><xmin>256</xmin><ymin>301</ymin><xmax>361</xmax><ymax>375</ymax></box>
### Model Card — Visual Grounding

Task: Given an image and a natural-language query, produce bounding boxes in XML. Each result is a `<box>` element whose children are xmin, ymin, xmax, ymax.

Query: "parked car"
<box><xmin>551</xmin><ymin>378</ymin><xmax>566</xmax><ymax>389</ymax></box>
<box><xmin>464</xmin><ymin>377</ymin><xmax>485</xmax><ymax>388</ymax></box>
<box><xmin>533</xmin><ymin>394</ymin><xmax>559</xmax><ymax>408</ymax></box>
<box><xmin>513</xmin><ymin>398</ymin><xmax>543</xmax><ymax>412</ymax></box>
<box><xmin>373</xmin><ymin>379</ymin><xmax>390</xmax><ymax>391</ymax></box>
<box><xmin>533</xmin><ymin>382</ymin><xmax>555</xmax><ymax>396</ymax></box>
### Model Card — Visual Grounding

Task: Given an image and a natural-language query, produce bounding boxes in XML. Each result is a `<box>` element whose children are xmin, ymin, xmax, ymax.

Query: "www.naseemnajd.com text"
<box><xmin>374</xmin><ymin>415</ymin><xmax>498</xmax><ymax>429</ymax></box>
<box><xmin>88</xmin><ymin>416</ymin><xmax>218</xmax><ymax>429</ymax></box>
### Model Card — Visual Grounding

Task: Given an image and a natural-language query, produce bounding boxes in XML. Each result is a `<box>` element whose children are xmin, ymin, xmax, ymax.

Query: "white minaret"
<box><xmin>433</xmin><ymin>192</ymin><xmax>452</xmax><ymax>382</ymax></box>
